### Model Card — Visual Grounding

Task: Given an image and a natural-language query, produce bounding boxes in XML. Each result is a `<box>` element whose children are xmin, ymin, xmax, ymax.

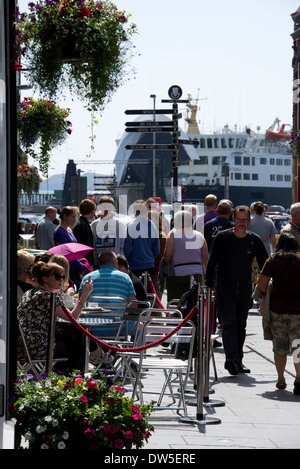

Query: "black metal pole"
<box><xmin>46</xmin><ymin>293</ymin><xmax>56</xmax><ymax>373</ymax></box>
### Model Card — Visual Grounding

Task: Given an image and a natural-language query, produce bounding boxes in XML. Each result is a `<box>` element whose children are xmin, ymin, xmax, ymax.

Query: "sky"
<box><xmin>17</xmin><ymin>0</ymin><xmax>300</xmax><ymax>179</ymax></box>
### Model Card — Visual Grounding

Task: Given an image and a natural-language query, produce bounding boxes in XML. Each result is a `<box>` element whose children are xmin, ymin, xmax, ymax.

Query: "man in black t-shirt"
<box><xmin>206</xmin><ymin>206</ymin><xmax>268</xmax><ymax>376</ymax></box>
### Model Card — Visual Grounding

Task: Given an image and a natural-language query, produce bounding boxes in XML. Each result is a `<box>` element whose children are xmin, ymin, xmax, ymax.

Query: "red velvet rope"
<box><xmin>148</xmin><ymin>280</ymin><xmax>165</xmax><ymax>309</ymax></box>
<box><xmin>61</xmin><ymin>304</ymin><xmax>197</xmax><ymax>353</ymax></box>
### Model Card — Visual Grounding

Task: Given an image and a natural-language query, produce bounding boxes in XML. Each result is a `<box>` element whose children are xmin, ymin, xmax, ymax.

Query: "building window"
<box><xmin>270</xmin><ymin>158</ymin><xmax>275</xmax><ymax>165</ymax></box>
<box><xmin>284</xmin><ymin>159</ymin><xmax>291</xmax><ymax>166</ymax></box>
<box><xmin>270</xmin><ymin>174</ymin><xmax>275</xmax><ymax>181</ymax></box>
<box><xmin>260</xmin><ymin>158</ymin><xmax>267</xmax><ymax>165</ymax></box>
<box><xmin>197</xmin><ymin>156</ymin><xmax>208</xmax><ymax>164</ymax></box>
<box><xmin>276</xmin><ymin>159</ymin><xmax>283</xmax><ymax>165</ymax></box>
<box><xmin>243</xmin><ymin>156</ymin><xmax>250</xmax><ymax>165</ymax></box>
<box><xmin>284</xmin><ymin>175</ymin><xmax>291</xmax><ymax>182</ymax></box>
<box><xmin>235</xmin><ymin>173</ymin><xmax>242</xmax><ymax>180</ymax></box>
<box><xmin>234</xmin><ymin>156</ymin><xmax>241</xmax><ymax>165</ymax></box>
<box><xmin>276</xmin><ymin>175</ymin><xmax>283</xmax><ymax>181</ymax></box>
<box><xmin>243</xmin><ymin>173</ymin><xmax>250</xmax><ymax>180</ymax></box>
<box><xmin>252</xmin><ymin>174</ymin><xmax>259</xmax><ymax>181</ymax></box>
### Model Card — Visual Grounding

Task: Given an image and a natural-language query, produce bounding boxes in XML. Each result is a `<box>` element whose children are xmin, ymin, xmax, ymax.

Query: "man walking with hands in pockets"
<box><xmin>205</xmin><ymin>205</ymin><xmax>268</xmax><ymax>375</ymax></box>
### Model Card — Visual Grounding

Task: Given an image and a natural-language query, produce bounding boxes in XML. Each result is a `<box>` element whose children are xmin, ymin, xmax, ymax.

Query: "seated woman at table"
<box><xmin>17</xmin><ymin>250</ymin><xmax>35</xmax><ymax>303</ymax></box>
<box><xmin>17</xmin><ymin>260</ymin><xmax>94</xmax><ymax>374</ymax></box>
<box><xmin>51</xmin><ymin>254</ymin><xmax>76</xmax><ymax>301</ymax></box>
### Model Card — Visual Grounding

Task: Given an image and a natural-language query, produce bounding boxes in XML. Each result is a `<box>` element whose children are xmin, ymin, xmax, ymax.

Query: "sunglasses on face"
<box><xmin>54</xmin><ymin>274</ymin><xmax>65</xmax><ymax>281</ymax></box>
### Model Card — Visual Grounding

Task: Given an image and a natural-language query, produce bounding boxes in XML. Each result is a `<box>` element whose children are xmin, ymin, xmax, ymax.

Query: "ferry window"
<box><xmin>276</xmin><ymin>159</ymin><xmax>283</xmax><ymax>165</ymax></box>
<box><xmin>276</xmin><ymin>175</ymin><xmax>283</xmax><ymax>181</ymax></box>
<box><xmin>195</xmin><ymin>173</ymin><xmax>208</xmax><ymax>177</ymax></box>
<box><xmin>243</xmin><ymin>139</ymin><xmax>247</xmax><ymax>147</ymax></box>
<box><xmin>243</xmin><ymin>173</ymin><xmax>250</xmax><ymax>180</ymax></box>
<box><xmin>284</xmin><ymin>159</ymin><xmax>291</xmax><ymax>166</ymax></box>
<box><xmin>197</xmin><ymin>156</ymin><xmax>208</xmax><ymax>164</ymax></box>
<box><xmin>228</xmin><ymin>138</ymin><xmax>234</xmax><ymax>148</ymax></box>
<box><xmin>252</xmin><ymin>157</ymin><xmax>255</xmax><ymax>166</ymax></box>
<box><xmin>284</xmin><ymin>175</ymin><xmax>291</xmax><ymax>182</ymax></box>
<box><xmin>221</xmin><ymin>138</ymin><xmax>227</xmax><ymax>148</ymax></box>
<box><xmin>212</xmin><ymin>156</ymin><xmax>221</xmax><ymax>165</ymax></box>
<box><xmin>235</xmin><ymin>173</ymin><xmax>242</xmax><ymax>180</ymax></box>
<box><xmin>200</xmin><ymin>138</ymin><xmax>206</xmax><ymax>148</ymax></box>
<box><xmin>243</xmin><ymin>157</ymin><xmax>250</xmax><ymax>165</ymax></box>
<box><xmin>252</xmin><ymin>174</ymin><xmax>259</xmax><ymax>180</ymax></box>
<box><xmin>235</xmin><ymin>139</ymin><xmax>240</xmax><ymax>148</ymax></box>
<box><xmin>270</xmin><ymin>158</ymin><xmax>275</xmax><ymax>165</ymax></box>
<box><xmin>214</xmin><ymin>138</ymin><xmax>219</xmax><ymax>148</ymax></box>
<box><xmin>207</xmin><ymin>138</ymin><xmax>213</xmax><ymax>148</ymax></box>
<box><xmin>234</xmin><ymin>156</ymin><xmax>241</xmax><ymax>165</ymax></box>
<box><xmin>260</xmin><ymin>158</ymin><xmax>267</xmax><ymax>165</ymax></box>
<box><xmin>270</xmin><ymin>174</ymin><xmax>275</xmax><ymax>181</ymax></box>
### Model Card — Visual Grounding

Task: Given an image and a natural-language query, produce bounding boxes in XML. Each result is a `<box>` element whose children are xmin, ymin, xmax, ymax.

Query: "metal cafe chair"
<box><xmin>122</xmin><ymin>313</ymin><xmax>195</xmax><ymax>416</ymax></box>
<box><xmin>17</xmin><ymin>322</ymin><xmax>67</xmax><ymax>379</ymax></box>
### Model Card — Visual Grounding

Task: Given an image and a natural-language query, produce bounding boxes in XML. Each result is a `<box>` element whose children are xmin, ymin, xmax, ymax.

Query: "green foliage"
<box><xmin>17</xmin><ymin>97</ymin><xmax>72</xmax><ymax>175</ymax></box>
<box><xmin>9</xmin><ymin>370</ymin><xmax>155</xmax><ymax>450</ymax></box>
<box><xmin>14</xmin><ymin>0</ymin><xmax>137</xmax><ymax>113</ymax></box>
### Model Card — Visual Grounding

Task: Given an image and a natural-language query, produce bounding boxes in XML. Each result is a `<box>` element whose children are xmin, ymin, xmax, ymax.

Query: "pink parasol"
<box><xmin>48</xmin><ymin>243</ymin><xmax>94</xmax><ymax>262</ymax></box>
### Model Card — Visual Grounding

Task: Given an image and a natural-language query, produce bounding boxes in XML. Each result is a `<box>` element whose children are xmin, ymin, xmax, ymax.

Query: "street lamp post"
<box><xmin>150</xmin><ymin>94</ymin><xmax>156</xmax><ymax>197</ymax></box>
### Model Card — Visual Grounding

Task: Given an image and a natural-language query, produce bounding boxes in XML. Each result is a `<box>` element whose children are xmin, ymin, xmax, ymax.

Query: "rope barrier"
<box><xmin>61</xmin><ymin>304</ymin><xmax>197</xmax><ymax>353</ymax></box>
<box><xmin>148</xmin><ymin>280</ymin><xmax>165</xmax><ymax>309</ymax></box>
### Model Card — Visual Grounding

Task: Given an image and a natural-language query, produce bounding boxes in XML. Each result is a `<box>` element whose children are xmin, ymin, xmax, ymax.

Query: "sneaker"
<box><xmin>293</xmin><ymin>378</ymin><xmax>300</xmax><ymax>395</ymax></box>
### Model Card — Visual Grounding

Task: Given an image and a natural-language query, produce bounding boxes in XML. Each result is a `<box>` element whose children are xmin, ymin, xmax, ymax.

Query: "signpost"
<box><xmin>124</xmin><ymin>86</ymin><xmax>198</xmax><ymax>203</ymax></box>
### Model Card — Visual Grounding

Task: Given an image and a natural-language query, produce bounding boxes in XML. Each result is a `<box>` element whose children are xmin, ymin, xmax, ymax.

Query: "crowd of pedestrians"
<box><xmin>16</xmin><ymin>194</ymin><xmax>300</xmax><ymax>394</ymax></box>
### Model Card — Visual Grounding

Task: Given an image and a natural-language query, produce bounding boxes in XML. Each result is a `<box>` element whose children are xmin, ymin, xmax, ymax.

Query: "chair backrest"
<box><xmin>136</xmin><ymin>315</ymin><xmax>195</xmax><ymax>363</ymax></box>
<box><xmin>82</xmin><ymin>296</ymin><xmax>127</xmax><ymax>319</ymax></box>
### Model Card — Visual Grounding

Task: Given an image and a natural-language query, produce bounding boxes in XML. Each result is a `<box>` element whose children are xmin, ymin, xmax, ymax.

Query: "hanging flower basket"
<box><xmin>9</xmin><ymin>371</ymin><xmax>154</xmax><ymax>450</ymax></box>
<box><xmin>13</xmin><ymin>0</ymin><xmax>137</xmax><ymax>113</ymax></box>
<box><xmin>17</xmin><ymin>164</ymin><xmax>43</xmax><ymax>206</ymax></box>
<box><xmin>17</xmin><ymin>97</ymin><xmax>72</xmax><ymax>175</ymax></box>
<box><xmin>290</xmin><ymin>130</ymin><xmax>300</xmax><ymax>159</ymax></box>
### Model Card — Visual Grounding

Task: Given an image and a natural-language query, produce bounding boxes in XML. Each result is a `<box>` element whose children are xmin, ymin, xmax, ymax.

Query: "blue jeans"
<box><xmin>216</xmin><ymin>278</ymin><xmax>252</xmax><ymax>363</ymax></box>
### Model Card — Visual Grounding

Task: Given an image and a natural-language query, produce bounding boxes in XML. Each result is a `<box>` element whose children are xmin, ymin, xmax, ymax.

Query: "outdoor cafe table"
<box><xmin>57</xmin><ymin>316</ymin><xmax>119</xmax><ymax>373</ymax></box>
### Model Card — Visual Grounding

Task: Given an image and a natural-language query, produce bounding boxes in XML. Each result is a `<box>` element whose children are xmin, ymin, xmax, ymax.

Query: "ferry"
<box><xmin>179</xmin><ymin>98</ymin><xmax>293</xmax><ymax>208</ymax></box>
<box><xmin>114</xmin><ymin>96</ymin><xmax>293</xmax><ymax>209</ymax></box>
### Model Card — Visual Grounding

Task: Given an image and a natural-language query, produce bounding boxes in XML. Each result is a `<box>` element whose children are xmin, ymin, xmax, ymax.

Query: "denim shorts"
<box><xmin>270</xmin><ymin>311</ymin><xmax>300</xmax><ymax>355</ymax></box>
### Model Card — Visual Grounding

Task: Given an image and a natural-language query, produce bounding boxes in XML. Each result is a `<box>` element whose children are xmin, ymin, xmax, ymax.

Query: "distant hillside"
<box><xmin>39</xmin><ymin>172</ymin><xmax>113</xmax><ymax>192</ymax></box>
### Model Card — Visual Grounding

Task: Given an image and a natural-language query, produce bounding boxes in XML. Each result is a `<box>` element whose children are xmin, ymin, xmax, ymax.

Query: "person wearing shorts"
<box><xmin>258</xmin><ymin>232</ymin><xmax>300</xmax><ymax>394</ymax></box>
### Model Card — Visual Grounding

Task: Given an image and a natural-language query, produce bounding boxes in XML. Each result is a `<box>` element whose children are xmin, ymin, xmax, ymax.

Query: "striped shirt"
<box><xmin>78</xmin><ymin>265</ymin><xmax>136</xmax><ymax>309</ymax></box>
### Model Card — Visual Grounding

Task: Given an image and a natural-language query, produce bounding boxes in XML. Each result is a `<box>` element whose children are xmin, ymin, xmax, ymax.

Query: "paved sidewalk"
<box><xmin>135</xmin><ymin>306</ymin><xmax>300</xmax><ymax>450</ymax></box>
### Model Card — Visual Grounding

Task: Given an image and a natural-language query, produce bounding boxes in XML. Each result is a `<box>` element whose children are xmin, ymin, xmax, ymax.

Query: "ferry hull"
<box><xmin>182</xmin><ymin>184</ymin><xmax>292</xmax><ymax>208</ymax></box>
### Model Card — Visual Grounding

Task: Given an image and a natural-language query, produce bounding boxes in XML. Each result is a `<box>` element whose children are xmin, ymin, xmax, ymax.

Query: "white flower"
<box><xmin>41</xmin><ymin>443</ymin><xmax>49</xmax><ymax>449</ymax></box>
<box><xmin>36</xmin><ymin>425</ymin><xmax>46</xmax><ymax>433</ymax></box>
<box><xmin>58</xmin><ymin>441</ymin><xmax>66</xmax><ymax>449</ymax></box>
<box><xmin>44</xmin><ymin>416</ymin><xmax>52</xmax><ymax>423</ymax></box>
<box><xmin>24</xmin><ymin>431</ymin><xmax>32</xmax><ymax>441</ymax></box>
<box><xmin>62</xmin><ymin>431</ymin><xmax>69</xmax><ymax>440</ymax></box>
<box><xmin>52</xmin><ymin>419</ymin><xmax>59</xmax><ymax>427</ymax></box>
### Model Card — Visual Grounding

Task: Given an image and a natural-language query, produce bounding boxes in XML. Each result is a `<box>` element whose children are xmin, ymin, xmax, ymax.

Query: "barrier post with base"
<box><xmin>180</xmin><ymin>285</ymin><xmax>221</xmax><ymax>426</ymax></box>
<box><xmin>203</xmin><ymin>288</ymin><xmax>225</xmax><ymax>409</ymax></box>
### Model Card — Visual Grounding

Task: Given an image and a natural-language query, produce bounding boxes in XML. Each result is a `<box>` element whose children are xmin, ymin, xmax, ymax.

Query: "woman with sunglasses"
<box><xmin>17</xmin><ymin>261</ymin><xmax>93</xmax><ymax>374</ymax></box>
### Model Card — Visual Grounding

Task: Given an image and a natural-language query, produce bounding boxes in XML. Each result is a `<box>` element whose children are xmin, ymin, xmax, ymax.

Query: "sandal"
<box><xmin>276</xmin><ymin>379</ymin><xmax>287</xmax><ymax>390</ymax></box>
<box><xmin>90</xmin><ymin>347</ymin><xmax>114</xmax><ymax>365</ymax></box>
<box><xmin>293</xmin><ymin>378</ymin><xmax>300</xmax><ymax>395</ymax></box>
